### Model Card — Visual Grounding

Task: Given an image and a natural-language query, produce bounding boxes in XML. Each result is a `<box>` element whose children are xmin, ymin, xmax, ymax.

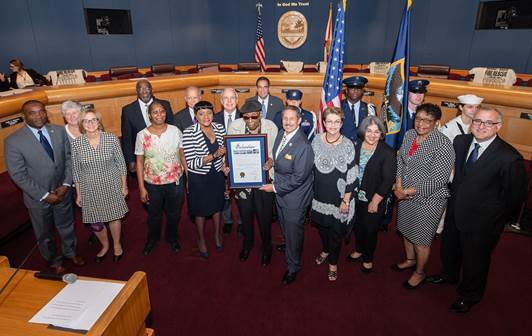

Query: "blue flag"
<box><xmin>382</xmin><ymin>0</ymin><xmax>412</xmax><ymax>149</ymax></box>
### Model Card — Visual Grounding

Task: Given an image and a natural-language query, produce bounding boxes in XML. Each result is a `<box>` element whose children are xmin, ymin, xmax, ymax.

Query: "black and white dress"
<box><xmin>72</xmin><ymin>131</ymin><xmax>129</xmax><ymax>223</ymax></box>
<box><xmin>311</xmin><ymin>136</ymin><xmax>357</xmax><ymax>233</ymax></box>
<box><xmin>396</xmin><ymin>129</ymin><xmax>454</xmax><ymax>246</ymax></box>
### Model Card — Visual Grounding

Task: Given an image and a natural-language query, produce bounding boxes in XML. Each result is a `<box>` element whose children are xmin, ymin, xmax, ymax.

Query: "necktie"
<box><xmin>464</xmin><ymin>143</ymin><xmax>480</xmax><ymax>174</ymax></box>
<box><xmin>227</xmin><ymin>114</ymin><xmax>233</xmax><ymax>128</ymax></box>
<box><xmin>38</xmin><ymin>130</ymin><xmax>54</xmax><ymax>161</ymax></box>
<box><xmin>145</xmin><ymin>104</ymin><xmax>151</xmax><ymax>126</ymax></box>
<box><xmin>351</xmin><ymin>104</ymin><xmax>357</xmax><ymax>127</ymax></box>
<box><xmin>261</xmin><ymin>101</ymin><xmax>267</xmax><ymax>119</ymax></box>
<box><xmin>276</xmin><ymin>134</ymin><xmax>288</xmax><ymax>159</ymax></box>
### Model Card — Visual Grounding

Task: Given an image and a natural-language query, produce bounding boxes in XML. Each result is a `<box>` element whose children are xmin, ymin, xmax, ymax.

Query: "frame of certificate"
<box><xmin>224</xmin><ymin>134</ymin><xmax>268</xmax><ymax>188</ymax></box>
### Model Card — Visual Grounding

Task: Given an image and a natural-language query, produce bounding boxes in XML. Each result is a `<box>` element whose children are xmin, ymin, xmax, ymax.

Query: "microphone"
<box><xmin>0</xmin><ymin>237</ymin><xmax>49</xmax><ymax>297</ymax></box>
<box><xmin>34</xmin><ymin>272</ymin><xmax>78</xmax><ymax>284</ymax></box>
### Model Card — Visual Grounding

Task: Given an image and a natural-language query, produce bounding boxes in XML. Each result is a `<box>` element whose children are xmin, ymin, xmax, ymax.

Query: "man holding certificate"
<box><xmin>227</xmin><ymin>100</ymin><xmax>277</xmax><ymax>265</ymax></box>
<box><xmin>260</xmin><ymin>106</ymin><xmax>314</xmax><ymax>285</ymax></box>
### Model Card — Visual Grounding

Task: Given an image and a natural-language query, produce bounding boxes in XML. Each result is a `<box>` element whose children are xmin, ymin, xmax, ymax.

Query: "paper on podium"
<box><xmin>29</xmin><ymin>279</ymin><xmax>124</xmax><ymax>331</ymax></box>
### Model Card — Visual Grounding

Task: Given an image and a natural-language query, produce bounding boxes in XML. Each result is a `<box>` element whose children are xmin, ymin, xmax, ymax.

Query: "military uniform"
<box><xmin>340</xmin><ymin>76</ymin><xmax>375</xmax><ymax>143</ymax></box>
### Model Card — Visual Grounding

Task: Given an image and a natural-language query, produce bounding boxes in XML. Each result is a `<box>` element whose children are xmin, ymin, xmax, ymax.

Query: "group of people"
<box><xmin>4</xmin><ymin>75</ymin><xmax>527</xmax><ymax>314</ymax></box>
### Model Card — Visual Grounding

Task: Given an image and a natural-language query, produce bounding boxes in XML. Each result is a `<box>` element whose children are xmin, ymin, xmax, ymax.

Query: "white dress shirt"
<box><xmin>138</xmin><ymin>98</ymin><xmax>153</xmax><ymax>126</ymax></box>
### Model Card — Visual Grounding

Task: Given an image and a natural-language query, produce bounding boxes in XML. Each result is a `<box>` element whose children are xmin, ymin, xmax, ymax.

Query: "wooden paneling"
<box><xmin>1</xmin><ymin>72</ymin><xmax>531</xmax><ymax>174</ymax></box>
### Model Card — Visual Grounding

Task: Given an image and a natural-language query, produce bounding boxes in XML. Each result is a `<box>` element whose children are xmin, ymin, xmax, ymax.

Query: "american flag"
<box><xmin>255</xmin><ymin>2</ymin><xmax>266</xmax><ymax>72</ymax></box>
<box><xmin>319</xmin><ymin>2</ymin><xmax>345</xmax><ymax>132</ymax></box>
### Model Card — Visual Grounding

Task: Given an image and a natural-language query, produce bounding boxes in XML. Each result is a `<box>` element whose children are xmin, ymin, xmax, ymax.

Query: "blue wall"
<box><xmin>0</xmin><ymin>0</ymin><xmax>531</xmax><ymax>74</ymax></box>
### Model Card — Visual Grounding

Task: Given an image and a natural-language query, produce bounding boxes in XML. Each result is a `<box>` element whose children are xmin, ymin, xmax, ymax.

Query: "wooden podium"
<box><xmin>0</xmin><ymin>256</ymin><xmax>154</xmax><ymax>336</ymax></box>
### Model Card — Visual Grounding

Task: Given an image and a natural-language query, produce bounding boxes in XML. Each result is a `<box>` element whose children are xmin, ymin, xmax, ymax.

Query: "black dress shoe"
<box><xmin>239</xmin><ymin>249</ymin><xmax>251</xmax><ymax>261</ymax></box>
<box><xmin>391</xmin><ymin>261</ymin><xmax>416</xmax><ymax>272</ymax></box>
<box><xmin>169</xmin><ymin>241</ymin><xmax>181</xmax><ymax>253</ymax></box>
<box><xmin>450</xmin><ymin>299</ymin><xmax>477</xmax><ymax>313</ymax></box>
<box><xmin>276</xmin><ymin>244</ymin><xmax>286</xmax><ymax>253</ymax></box>
<box><xmin>261</xmin><ymin>253</ymin><xmax>272</xmax><ymax>266</ymax></box>
<box><xmin>95</xmin><ymin>251</ymin><xmax>108</xmax><ymax>263</ymax></box>
<box><xmin>346</xmin><ymin>254</ymin><xmax>362</xmax><ymax>263</ymax></box>
<box><xmin>361</xmin><ymin>264</ymin><xmax>373</xmax><ymax>274</ymax></box>
<box><xmin>143</xmin><ymin>242</ymin><xmax>156</xmax><ymax>256</ymax></box>
<box><xmin>403</xmin><ymin>276</ymin><xmax>426</xmax><ymax>290</ymax></box>
<box><xmin>282</xmin><ymin>270</ymin><xmax>298</xmax><ymax>285</ymax></box>
<box><xmin>113</xmin><ymin>252</ymin><xmax>124</xmax><ymax>262</ymax></box>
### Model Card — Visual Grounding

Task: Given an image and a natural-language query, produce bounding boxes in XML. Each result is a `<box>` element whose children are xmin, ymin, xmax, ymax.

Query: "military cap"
<box><xmin>286</xmin><ymin>89</ymin><xmax>303</xmax><ymax>100</ymax></box>
<box><xmin>239</xmin><ymin>100</ymin><xmax>262</xmax><ymax>114</ymax></box>
<box><xmin>457</xmin><ymin>94</ymin><xmax>483</xmax><ymax>105</ymax></box>
<box><xmin>342</xmin><ymin>76</ymin><xmax>368</xmax><ymax>88</ymax></box>
<box><xmin>408</xmin><ymin>79</ymin><xmax>430</xmax><ymax>93</ymax></box>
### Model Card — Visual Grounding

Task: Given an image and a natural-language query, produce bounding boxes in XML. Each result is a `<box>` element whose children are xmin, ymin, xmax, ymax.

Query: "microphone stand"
<box><xmin>0</xmin><ymin>239</ymin><xmax>42</xmax><ymax>297</ymax></box>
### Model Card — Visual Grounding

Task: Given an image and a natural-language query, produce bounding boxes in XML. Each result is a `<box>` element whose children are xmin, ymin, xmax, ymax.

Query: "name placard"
<box><xmin>469</xmin><ymin>67</ymin><xmax>517</xmax><ymax>86</ymax></box>
<box><xmin>369</xmin><ymin>62</ymin><xmax>390</xmax><ymax>75</ymax></box>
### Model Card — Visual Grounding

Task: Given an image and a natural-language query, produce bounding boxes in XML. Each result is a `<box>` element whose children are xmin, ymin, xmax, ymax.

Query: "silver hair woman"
<box><xmin>61</xmin><ymin>100</ymin><xmax>83</xmax><ymax>141</ymax></box>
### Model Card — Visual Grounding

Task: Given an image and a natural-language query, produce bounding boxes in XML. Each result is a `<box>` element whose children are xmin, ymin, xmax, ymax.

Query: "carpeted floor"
<box><xmin>1</xmin><ymin>177</ymin><xmax>531</xmax><ymax>336</ymax></box>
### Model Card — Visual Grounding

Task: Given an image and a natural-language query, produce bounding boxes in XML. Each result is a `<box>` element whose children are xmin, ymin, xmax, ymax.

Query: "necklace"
<box><xmin>325</xmin><ymin>133</ymin><xmax>341</xmax><ymax>144</ymax></box>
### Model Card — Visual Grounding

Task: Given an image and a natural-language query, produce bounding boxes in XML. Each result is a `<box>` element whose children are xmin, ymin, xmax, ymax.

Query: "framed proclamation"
<box><xmin>224</xmin><ymin>134</ymin><xmax>268</xmax><ymax>188</ymax></box>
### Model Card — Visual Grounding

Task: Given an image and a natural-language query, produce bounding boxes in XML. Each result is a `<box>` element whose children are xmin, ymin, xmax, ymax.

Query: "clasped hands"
<box><xmin>44</xmin><ymin>185</ymin><xmax>69</xmax><ymax>205</ymax></box>
<box><xmin>394</xmin><ymin>185</ymin><xmax>417</xmax><ymax>201</ymax></box>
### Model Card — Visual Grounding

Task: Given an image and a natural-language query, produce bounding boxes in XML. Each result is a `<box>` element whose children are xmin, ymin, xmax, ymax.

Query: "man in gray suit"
<box><xmin>5</xmin><ymin>100</ymin><xmax>84</xmax><ymax>274</ymax></box>
<box><xmin>245</xmin><ymin>76</ymin><xmax>284</xmax><ymax>122</ymax></box>
<box><xmin>261</xmin><ymin>105</ymin><xmax>314</xmax><ymax>284</ymax></box>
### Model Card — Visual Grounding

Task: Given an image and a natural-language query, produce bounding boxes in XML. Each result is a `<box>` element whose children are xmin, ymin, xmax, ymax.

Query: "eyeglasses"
<box><xmin>324</xmin><ymin>120</ymin><xmax>342</xmax><ymax>126</ymax></box>
<box><xmin>82</xmin><ymin>118</ymin><xmax>98</xmax><ymax>124</ymax></box>
<box><xmin>472</xmin><ymin>119</ymin><xmax>500</xmax><ymax>128</ymax></box>
<box><xmin>414</xmin><ymin>117</ymin><xmax>435</xmax><ymax>125</ymax></box>
<box><xmin>243</xmin><ymin>115</ymin><xmax>260</xmax><ymax>120</ymax></box>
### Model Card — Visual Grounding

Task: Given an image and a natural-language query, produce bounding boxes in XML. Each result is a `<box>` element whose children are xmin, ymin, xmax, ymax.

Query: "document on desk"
<box><xmin>29</xmin><ymin>279</ymin><xmax>124</xmax><ymax>331</ymax></box>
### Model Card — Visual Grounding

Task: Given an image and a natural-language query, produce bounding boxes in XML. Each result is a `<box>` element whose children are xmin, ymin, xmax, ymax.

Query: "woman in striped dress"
<box><xmin>393</xmin><ymin>103</ymin><xmax>454</xmax><ymax>289</ymax></box>
<box><xmin>182</xmin><ymin>101</ymin><xmax>227</xmax><ymax>259</ymax></box>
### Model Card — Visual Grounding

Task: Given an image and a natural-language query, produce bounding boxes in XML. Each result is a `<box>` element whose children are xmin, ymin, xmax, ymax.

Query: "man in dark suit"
<box><xmin>261</xmin><ymin>105</ymin><xmax>314</xmax><ymax>285</ymax></box>
<box><xmin>4</xmin><ymin>100</ymin><xmax>85</xmax><ymax>274</ymax></box>
<box><xmin>214</xmin><ymin>88</ymin><xmax>242</xmax><ymax>234</ymax></box>
<box><xmin>273</xmin><ymin>90</ymin><xmax>316</xmax><ymax>141</ymax></box>
<box><xmin>340</xmin><ymin>76</ymin><xmax>376</xmax><ymax>143</ymax></box>
<box><xmin>121</xmin><ymin>79</ymin><xmax>173</xmax><ymax>172</ymax></box>
<box><xmin>173</xmin><ymin>86</ymin><xmax>202</xmax><ymax>132</ymax></box>
<box><xmin>427</xmin><ymin>106</ymin><xmax>527</xmax><ymax>313</ymax></box>
<box><xmin>245</xmin><ymin>76</ymin><xmax>284</xmax><ymax>121</ymax></box>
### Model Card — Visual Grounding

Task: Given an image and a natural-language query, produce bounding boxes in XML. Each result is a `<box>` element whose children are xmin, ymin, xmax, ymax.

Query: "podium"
<box><xmin>0</xmin><ymin>256</ymin><xmax>154</xmax><ymax>335</ymax></box>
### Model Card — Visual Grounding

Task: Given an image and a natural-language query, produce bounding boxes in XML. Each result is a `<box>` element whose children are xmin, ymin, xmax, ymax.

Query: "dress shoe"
<box><xmin>346</xmin><ymin>253</ymin><xmax>362</xmax><ymax>263</ymax></box>
<box><xmin>68</xmin><ymin>255</ymin><xmax>86</xmax><ymax>266</ymax></box>
<box><xmin>282</xmin><ymin>270</ymin><xmax>298</xmax><ymax>285</ymax></box>
<box><xmin>51</xmin><ymin>264</ymin><xmax>67</xmax><ymax>275</ymax></box>
<box><xmin>276</xmin><ymin>244</ymin><xmax>286</xmax><ymax>253</ymax></box>
<box><xmin>361</xmin><ymin>263</ymin><xmax>373</xmax><ymax>274</ymax></box>
<box><xmin>239</xmin><ymin>249</ymin><xmax>251</xmax><ymax>261</ymax></box>
<box><xmin>261</xmin><ymin>253</ymin><xmax>272</xmax><ymax>266</ymax></box>
<box><xmin>237</xmin><ymin>225</ymin><xmax>243</xmax><ymax>238</ymax></box>
<box><xmin>143</xmin><ymin>242</ymin><xmax>156</xmax><ymax>256</ymax></box>
<box><xmin>168</xmin><ymin>241</ymin><xmax>181</xmax><ymax>253</ymax></box>
<box><xmin>403</xmin><ymin>274</ymin><xmax>426</xmax><ymax>290</ymax></box>
<box><xmin>450</xmin><ymin>299</ymin><xmax>477</xmax><ymax>313</ymax></box>
<box><xmin>391</xmin><ymin>259</ymin><xmax>416</xmax><ymax>272</ymax></box>
<box><xmin>216</xmin><ymin>243</ymin><xmax>224</xmax><ymax>253</ymax></box>
<box><xmin>113</xmin><ymin>252</ymin><xmax>124</xmax><ymax>262</ymax></box>
<box><xmin>95</xmin><ymin>251</ymin><xmax>108</xmax><ymax>263</ymax></box>
<box><xmin>199</xmin><ymin>251</ymin><xmax>209</xmax><ymax>259</ymax></box>
<box><xmin>426</xmin><ymin>274</ymin><xmax>457</xmax><ymax>285</ymax></box>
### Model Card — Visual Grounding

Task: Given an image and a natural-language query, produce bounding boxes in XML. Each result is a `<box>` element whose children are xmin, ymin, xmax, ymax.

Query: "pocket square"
<box><xmin>284</xmin><ymin>153</ymin><xmax>293</xmax><ymax>160</ymax></box>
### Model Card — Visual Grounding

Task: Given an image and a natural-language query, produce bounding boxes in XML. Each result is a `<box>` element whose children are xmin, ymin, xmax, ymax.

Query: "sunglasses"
<box><xmin>243</xmin><ymin>115</ymin><xmax>260</xmax><ymax>120</ymax></box>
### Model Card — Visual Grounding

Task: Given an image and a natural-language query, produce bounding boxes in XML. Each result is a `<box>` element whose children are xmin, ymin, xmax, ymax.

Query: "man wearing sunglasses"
<box><xmin>226</xmin><ymin>100</ymin><xmax>278</xmax><ymax>266</ymax></box>
<box><xmin>427</xmin><ymin>106</ymin><xmax>527</xmax><ymax>313</ymax></box>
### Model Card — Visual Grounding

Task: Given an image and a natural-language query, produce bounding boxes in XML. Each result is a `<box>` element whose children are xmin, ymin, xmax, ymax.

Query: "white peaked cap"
<box><xmin>457</xmin><ymin>94</ymin><xmax>483</xmax><ymax>105</ymax></box>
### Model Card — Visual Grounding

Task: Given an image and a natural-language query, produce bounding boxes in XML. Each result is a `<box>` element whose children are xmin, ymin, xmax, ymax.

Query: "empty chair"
<box><xmin>237</xmin><ymin>62</ymin><xmax>261</xmax><ymax>71</ymax></box>
<box><xmin>416</xmin><ymin>64</ymin><xmax>450</xmax><ymax>79</ymax></box>
<box><xmin>109</xmin><ymin>66</ymin><xmax>140</xmax><ymax>80</ymax></box>
<box><xmin>196</xmin><ymin>63</ymin><xmax>219</xmax><ymax>73</ymax></box>
<box><xmin>150</xmin><ymin>63</ymin><xmax>176</xmax><ymax>76</ymax></box>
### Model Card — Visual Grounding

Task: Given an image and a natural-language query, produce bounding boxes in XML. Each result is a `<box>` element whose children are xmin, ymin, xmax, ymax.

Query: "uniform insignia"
<box><xmin>284</xmin><ymin>153</ymin><xmax>293</xmax><ymax>160</ymax></box>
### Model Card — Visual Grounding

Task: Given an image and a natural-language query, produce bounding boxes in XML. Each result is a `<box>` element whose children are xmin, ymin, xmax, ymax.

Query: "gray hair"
<box><xmin>220</xmin><ymin>88</ymin><xmax>238</xmax><ymax>102</ymax></box>
<box><xmin>358</xmin><ymin>115</ymin><xmax>386</xmax><ymax>140</ymax></box>
<box><xmin>61</xmin><ymin>100</ymin><xmax>82</xmax><ymax>116</ymax></box>
<box><xmin>477</xmin><ymin>105</ymin><xmax>503</xmax><ymax>122</ymax></box>
<box><xmin>281</xmin><ymin>105</ymin><xmax>301</xmax><ymax>118</ymax></box>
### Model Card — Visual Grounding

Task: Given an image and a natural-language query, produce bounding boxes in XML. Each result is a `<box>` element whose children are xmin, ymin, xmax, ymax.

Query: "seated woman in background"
<box><xmin>182</xmin><ymin>101</ymin><xmax>227</xmax><ymax>259</ymax></box>
<box><xmin>347</xmin><ymin>116</ymin><xmax>396</xmax><ymax>273</ymax></box>
<box><xmin>393</xmin><ymin>103</ymin><xmax>454</xmax><ymax>289</ymax></box>
<box><xmin>4</xmin><ymin>58</ymin><xmax>49</xmax><ymax>89</ymax></box>
<box><xmin>135</xmin><ymin>102</ymin><xmax>185</xmax><ymax>255</ymax></box>
<box><xmin>311</xmin><ymin>107</ymin><xmax>357</xmax><ymax>281</ymax></box>
<box><xmin>61</xmin><ymin>100</ymin><xmax>83</xmax><ymax>142</ymax></box>
<box><xmin>71</xmin><ymin>110</ymin><xmax>129</xmax><ymax>263</ymax></box>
